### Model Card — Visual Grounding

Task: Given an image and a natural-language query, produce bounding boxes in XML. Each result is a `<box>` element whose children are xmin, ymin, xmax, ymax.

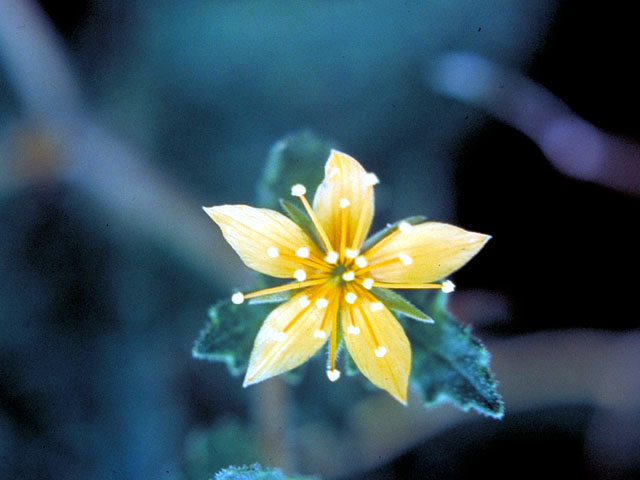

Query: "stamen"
<box><xmin>347</xmin><ymin>325</ymin><xmax>360</xmax><ymax>335</ymax></box>
<box><xmin>290</xmin><ymin>184</ymin><xmax>307</xmax><ymax>197</ymax></box>
<box><xmin>299</xmin><ymin>295</ymin><xmax>311</xmax><ymax>308</ymax></box>
<box><xmin>367</xmin><ymin>281</ymin><xmax>443</xmax><ymax>290</ymax></box>
<box><xmin>315</xmin><ymin>298</ymin><xmax>329</xmax><ymax>309</ymax></box>
<box><xmin>354</xmin><ymin>256</ymin><xmax>368</xmax><ymax>268</ymax></box>
<box><xmin>293</xmin><ymin>269</ymin><xmax>307</xmax><ymax>281</ymax></box>
<box><xmin>243</xmin><ymin>278</ymin><xmax>327</xmax><ymax>300</ymax></box>
<box><xmin>370</xmin><ymin>302</ymin><xmax>384</xmax><ymax>312</ymax></box>
<box><xmin>272</xmin><ymin>331</ymin><xmax>287</xmax><ymax>342</ymax></box>
<box><xmin>442</xmin><ymin>280</ymin><xmax>456</xmax><ymax>293</ymax></box>
<box><xmin>296</xmin><ymin>192</ymin><xmax>334</xmax><ymax>253</ymax></box>
<box><xmin>326</xmin><ymin>369</ymin><xmax>341</xmax><ymax>382</ymax></box>
<box><xmin>314</xmin><ymin>330</ymin><xmax>327</xmax><ymax>339</ymax></box>
<box><xmin>375</xmin><ymin>346</ymin><xmax>388</xmax><ymax>358</ymax></box>
<box><xmin>398</xmin><ymin>253</ymin><xmax>413</xmax><ymax>265</ymax></box>
<box><xmin>339</xmin><ymin>198</ymin><xmax>351</xmax><ymax>209</ymax></box>
<box><xmin>296</xmin><ymin>247</ymin><xmax>310</xmax><ymax>258</ymax></box>
<box><xmin>231</xmin><ymin>292</ymin><xmax>245</xmax><ymax>304</ymax></box>
<box><xmin>362</xmin><ymin>278</ymin><xmax>374</xmax><ymax>290</ymax></box>
<box><xmin>398</xmin><ymin>221</ymin><xmax>413</xmax><ymax>234</ymax></box>
<box><xmin>324</xmin><ymin>251</ymin><xmax>339</xmax><ymax>264</ymax></box>
<box><xmin>267</xmin><ymin>247</ymin><xmax>280</xmax><ymax>258</ymax></box>
<box><xmin>342</xmin><ymin>271</ymin><xmax>355</xmax><ymax>281</ymax></box>
<box><xmin>339</xmin><ymin>203</ymin><xmax>348</xmax><ymax>261</ymax></box>
<box><xmin>345</xmin><ymin>249</ymin><xmax>359</xmax><ymax>259</ymax></box>
<box><xmin>363</xmin><ymin>172</ymin><xmax>380</xmax><ymax>187</ymax></box>
<box><xmin>345</xmin><ymin>292</ymin><xmax>357</xmax><ymax>304</ymax></box>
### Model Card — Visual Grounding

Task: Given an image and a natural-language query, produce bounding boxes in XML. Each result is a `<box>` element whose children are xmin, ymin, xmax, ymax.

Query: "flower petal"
<box><xmin>342</xmin><ymin>289</ymin><xmax>411</xmax><ymax>404</ymax></box>
<box><xmin>244</xmin><ymin>288</ymin><xmax>333</xmax><ymax>386</ymax></box>
<box><xmin>366</xmin><ymin>222</ymin><xmax>490</xmax><ymax>284</ymax></box>
<box><xmin>312</xmin><ymin>150</ymin><xmax>374</xmax><ymax>251</ymax></box>
<box><xmin>204</xmin><ymin>204</ymin><xmax>323</xmax><ymax>278</ymax></box>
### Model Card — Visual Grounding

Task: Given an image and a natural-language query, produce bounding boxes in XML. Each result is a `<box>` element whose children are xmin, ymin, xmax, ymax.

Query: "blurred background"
<box><xmin>1</xmin><ymin>1</ymin><xmax>638</xmax><ymax>479</ymax></box>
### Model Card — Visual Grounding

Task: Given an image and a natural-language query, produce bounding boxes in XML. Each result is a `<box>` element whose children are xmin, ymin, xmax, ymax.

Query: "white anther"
<box><xmin>291</xmin><ymin>184</ymin><xmax>307</xmax><ymax>197</ymax></box>
<box><xmin>326</xmin><ymin>369</ymin><xmax>341</xmax><ymax>382</ymax></box>
<box><xmin>362</xmin><ymin>278</ymin><xmax>374</xmax><ymax>290</ymax></box>
<box><xmin>272</xmin><ymin>332</ymin><xmax>287</xmax><ymax>342</ymax></box>
<box><xmin>347</xmin><ymin>325</ymin><xmax>361</xmax><ymax>335</ymax></box>
<box><xmin>296</xmin><ymin>247</ymin><xmax>310</xmax><ymax>258</ymax></box>
<box><xmin>324</xmin><ymin>251</ymin><xmax>339</xmax><ymax>264</ymax></box>
<box><xmin>342</xmin><ymin>271</ymin><xmax>355</xmax><ymax>281</ymax></box>
<box><xmin>315</xmin><ymin>298</ymin><xmax>329</xmax><ymax>309</ymax></box>
<box><xmin>267</xmin><ymin>247</ymin><xmax>279</xmax><ymax>258</ymax></box>
<box><xmin>314</xmin><ymin>330</ymin><xmax>327</xmax><ymax>339</ymax></box>
<box><xmin>339</xmin><ymin>198</ymin><xmax>351</xmax><ymax>209</ymax></box>
<box><xmin>345</xmin><ymin>292</ymin><xmax>357</xmax><ymax>304</ymax></box>
<box><xmin>355</xmin><ymin>256</ymin><xmax>368</xmax><ymax>268</ymax></box>
<box><xmin>370</xmin><ymin>302</ymin><xmax>384</xmax><ymax>312</ymax></box>
<box><xmin>299</xmin><ymin>295</ymin><xmax>311</xmax><ymax>308</ymax></box>
<box><xmin>345</xmin><ymin>249</ymin><xmax>359</xmax><ymax>259</ymax></box>
<box><xmin>398</xmin><ymin>253</ymin><xmax>413</xmax><ymax>265</ymax></box>
<box><xmin>363</xmin><ymin>172</ymin><xmax>380</xmax><ymax>187</ymax></box>
<box><xmin>375</xmin><ymin>346</ymin><xmax>388</xmax><ymax>358</ymax></box>
<box><xmin>231</xmin><ymin>292</ymin><xmax>245</xmax><ymax>304</ymax></box>
<box><xmin>398</xmin><ymin>221</ymin><xmax>413</xmax><ymax>234</ymax></box>
<box><xmin>294</xmin><ymin>269</ymin><xmax>307</xmax><ymax>281</ymax></box>
<box><xmin>441</xmin><ymin>280</ymin><xmax>456</xmax><ymax>293</ymax></box>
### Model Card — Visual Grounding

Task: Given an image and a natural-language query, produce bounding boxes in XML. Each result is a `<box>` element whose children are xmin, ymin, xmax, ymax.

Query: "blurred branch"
<box><xmin>0</xmin><ymin>0</ymin><xmax>250</xmax><ymax>287</ymax></box>
<box><xmin>296</xmin><ymin>329</ymin><xmax>640</xmax><ymax>478</ymax></box>
<box><xmin>429</xmin><ymin>52</ymin><xmax>640</xmax><ymax>196</ymax></box>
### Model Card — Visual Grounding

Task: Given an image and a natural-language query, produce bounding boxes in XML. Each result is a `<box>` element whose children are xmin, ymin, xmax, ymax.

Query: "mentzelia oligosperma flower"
<box><xmin>204</xmin><ymin>151</ymin><xmax>489</xmax><ymax>404</ymax></box>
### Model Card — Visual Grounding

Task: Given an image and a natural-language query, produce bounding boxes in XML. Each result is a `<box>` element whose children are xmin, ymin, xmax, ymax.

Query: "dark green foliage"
<box><xmin>401</xmin><ymin>291</ymin><xmax>504</xmax><ymax>418</ymax></box>
<box><xmin>256</xmin><ymin>130</ymin><xmax>334</xmax><ymax>209</ymax></box>
<box><xmin>213</xmin><ymin>463</ymin><xmax>319</xmax><ymax>480</ymax></box>
<box><xmin>193</xmin><ymin>300</ymin><xmax>272</xmax><ymax>376</ymax></box>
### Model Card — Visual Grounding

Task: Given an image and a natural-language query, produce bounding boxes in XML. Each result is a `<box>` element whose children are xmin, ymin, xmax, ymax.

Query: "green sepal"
<box><xmin>214</xmin><ymin>463</ymin><xmax>319</xmax><ymax>480</ymax></box>
<box><xmin>402</xmin><ymin>290</ymin><xmax>504</xmax><ymax>418</ymax></box>
<box><xmin>279</xmin><ymin>199</ymin><xmax>324</xmax><ymax>252</ymax></box>
<box><xmin>192</xmin><ymin>299</ymin><xmax>272</xmax><ymax>376</ymax></box>
<box><xmin>371</xmin><ymin>287</ymin><xmax>433</xmax><ymax>323</ymax></box>
<box><xmin>361</xmin><ymin>216</ymin><xmax>426</xmax><ymax>252</ymax></box>
<box><xmin>247</xmin><ymin>291</ymin><xmax>292</xmax><ymax>305</ymax></box>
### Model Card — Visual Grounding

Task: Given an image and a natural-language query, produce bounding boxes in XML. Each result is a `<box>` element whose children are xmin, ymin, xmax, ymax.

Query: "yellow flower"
<box><xmin>204</xmin><ymin>151</ymin><xmax>489</xmax><ymax>404</ymax></box>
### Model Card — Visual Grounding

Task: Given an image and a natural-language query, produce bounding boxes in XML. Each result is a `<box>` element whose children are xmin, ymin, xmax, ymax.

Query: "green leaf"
<box><xmin>402</xmin><ymin>290</ymin><xmax>504</xmax><ymax>418</ymax></box>
<box><xmin>256</xmin><ymin>130</ymin><xmax>335</xmax><ymax>210</ymax></box>
<box><xmin>361</xmin><ymin>216</ymin><xmax>426</xmax><ymax>252</ymax></box>
<box><xmin>214</xmin><ymin>463</ymin><xmax>319</xmax><ymax>480</ymax></box>
<box><xmin>192</xmin><ymin>299</ymin><xmax>273</xmax><ymax>376</ymax></box>
<box><xmin>371</xmin><ymin>288</ymin><xmax>433</xmax><ymax>323</ymax></box>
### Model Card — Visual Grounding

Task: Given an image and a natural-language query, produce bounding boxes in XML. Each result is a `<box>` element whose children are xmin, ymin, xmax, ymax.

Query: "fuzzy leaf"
<box><xmin>361</xmin><ymin>216</ymin><xmax>426</xmax><ymax>252</ymax></box>
<box><xmin>214</xmin><ymin>463</ymin><xmax>319</xmax><ymax>480</ymax></box>
<box><xmin>402</xmin><ymin>290</ymin><xmax>504</xmax><ymax>418</ymax></box>
<box><xmin>193</xmin><ymin>300</ymin><xmax>272</xmax><ymax>375</ymax></box>
<box><xmin>256</xmin><ymin>130</ymin><xmax>334</xmax><ymax>209</ymax></box>
<box><xmin>371</xmin><ymin>288</ymin><xmax>433</xmax><ymax>323</ymax></box>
